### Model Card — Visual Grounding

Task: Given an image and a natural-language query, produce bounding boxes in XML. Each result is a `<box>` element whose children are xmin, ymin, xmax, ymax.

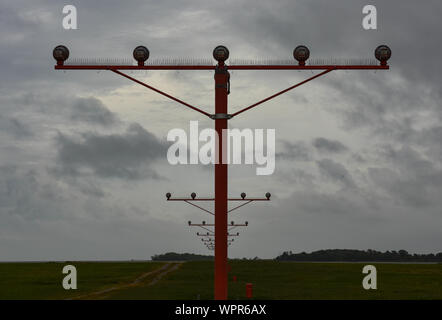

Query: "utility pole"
<box><xmin>52</xmin><ymin>43</ymin><xmax>391</xmax><ymax>300</ymax></box>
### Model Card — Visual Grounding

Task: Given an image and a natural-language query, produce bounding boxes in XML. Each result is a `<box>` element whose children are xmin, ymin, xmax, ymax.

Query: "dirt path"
<box><xmin>68</xmin><ymin>262</ymin><xmax>183</xmax><ymax>300</ymax></box>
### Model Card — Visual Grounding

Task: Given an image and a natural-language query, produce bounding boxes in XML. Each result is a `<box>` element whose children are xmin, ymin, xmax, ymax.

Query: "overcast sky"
<box><xmin>0</xmin><ymin>0</ymin><xmax>441</xmax><ymax>261</ymax></box>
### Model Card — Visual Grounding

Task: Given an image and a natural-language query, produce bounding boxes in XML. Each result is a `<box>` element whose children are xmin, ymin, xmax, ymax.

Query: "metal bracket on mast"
<box><xmin>210</xmin><ymin>113</ymin><xmax>232</xmax><ymax>120</ymax></box>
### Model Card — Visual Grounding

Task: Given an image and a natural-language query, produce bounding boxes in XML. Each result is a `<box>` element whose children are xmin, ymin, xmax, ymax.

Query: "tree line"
<box><xmin>152</xmin><ymin>249</ymin><xmax>442</xmax><ymax>262</ymax></box>
<box><xmin>275</xmin><ymin>249</ymin><xmax>442</xmax><ymax>262</ymax></box>
<box><xmin>151</xmin><ymin>252</ymin><xmax>213</xmax><ymax>261</ymax></box>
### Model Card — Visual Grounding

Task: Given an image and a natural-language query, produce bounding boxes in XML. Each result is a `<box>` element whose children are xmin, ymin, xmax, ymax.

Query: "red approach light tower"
<box><xmin>52</xmin><ymin>44</ymin><xmax>391</xmax><ymax>300</ymax></box>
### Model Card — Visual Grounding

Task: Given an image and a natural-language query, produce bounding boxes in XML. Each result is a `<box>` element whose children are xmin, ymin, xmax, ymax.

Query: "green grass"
<box><xmin>0</xmin><ymin>260</ymin><xmax>441</xmax><ymax>299</ymax></box>
<box><xmin>0</xmin><ymin>261</ymin><xmax>164</xmax><ymax>300</ymax></box>
<box><xmin>226</xmin><ymin>261</ymin><xmax>442</xmax><ymax>299</ymax></box>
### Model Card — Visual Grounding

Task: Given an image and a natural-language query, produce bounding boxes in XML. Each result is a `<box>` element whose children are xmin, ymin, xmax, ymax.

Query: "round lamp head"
<box><xmin>293</xmin><ymin>45</ymin><xmax>310</xmax><ymax>65</ymax></box>
<box><xmin>53</xmin><ymin>45</ymin><xmax>69</xmax><ymax>64</ymax></box>
<box><xmin>191</xmin><ymin>192</ymin><xmax>196</xmax><ymax>199</ymax></box>
<box><xmin>133</xmin><ymin>46</ymin><xmax>150</xmax><ymax>65</ymax></box>
<box><xmin>265</xmin><ymin>192</ymin><xmax>271</xmax><ymax>200</ymax></box>
<box><xmin>374</xmin><ymin>45</ymin><xmax>391</xmax><ymax>64</ymax></box>
<box><xmin>241</xmin><ymin>192</ymin><xmax>246</xmax><ymax>199</ymax></box>
<box><xmin>166</xmin><ymin>192</ymin><xmax>171</xmax><ymax>200</ymax></box>
<box><xmin>188</xmin><ymin>220</ymin><xmax>191</xmax><ymax>226</ymax></box>
<box><xmin>213</xmin><ymin>45</ymin><xmax>229</xmax><ymax>62</ymax></box>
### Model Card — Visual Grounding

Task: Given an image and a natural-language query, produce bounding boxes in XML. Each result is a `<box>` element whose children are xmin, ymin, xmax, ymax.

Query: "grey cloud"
<box><xmin>55</xmin><ymin>123</ymin><xmax>167</xmax><ymax>180</ymax></box>
<box><xmin>276</xmin><ymin>140</ymin><xmax>312</xmax><ymax>161</ymax></box>
<box><xmin>283</xmin><ymin>189</ymin><xmax>365</xmax><ymax>217</ymax></box>
<box><xmin>51</xmin><ymin>174</ymin><xmax>106</xmax><ymax>198</ymax></box>
<box><xmin>381</xmin><ymin>145</ymin><xmax>435</xmax><ymax>178</ymax></box>
<box><xmin>412</xmin><ymin>126</ymin><xmax>442</xmax><ymax>162</ymax></box>
<box><xmin>69</xmin><ymin>97</ymin><xmax>119</xmax><ymax>126</ymax></box>
<box><xmin>317</xmin><ymin>158</ymin><xmax>356</xmax><ymax>189</ymax></box>
<box><xmin>275</xmin><ymin>168</ymin><xmax>316</xmax><ymax>188</ymax></box>
<box><xmin>313</xmin><ymin>137</ymin><xmax>348</xmax><ymax>154</ymax></box>
<box><xmin>10</xmin><ymin>93</ymin><xmax>119</xmax><ymax>126</ymax></box>
<box><xmin>0</xmin><ymin>116</ymin><xmax>32</xmax><ymax>138</ymax></box>
<box><xmin>0</xmin><ymin>166</ymin><xmax>67</xmax><ymax>220</ymax></box>
<box><xmin>369</xmin><ymin>145</ymin><xmax>442</xmax><ymax>208</ymax></box>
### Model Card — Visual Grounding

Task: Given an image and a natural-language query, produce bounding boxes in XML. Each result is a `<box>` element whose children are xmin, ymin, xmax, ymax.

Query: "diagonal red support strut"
<box><xmin>228</xmin><ymin>200</ymin><xmax>253</xmax><ymax>213</ymax></box>
<box><xmin>184</xmin><ymin>200</ymin><xmax>214</xmax><ymax>215</ymax></box>
<box><xmin>110</xmin><ymin>69</ymin><xmax>211</xmax><ymax>118</ymax></box>
<box><xmin>231</xmin><ymin>68</ymin><xmax>335</xmax><ymax>117</ymax></box>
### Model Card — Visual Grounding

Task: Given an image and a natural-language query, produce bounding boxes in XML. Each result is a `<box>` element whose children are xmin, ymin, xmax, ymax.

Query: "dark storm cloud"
<box><xmin>313</xmin><ymin>137</ymin><xmax>348</xmax><ymax>154</ymax></box>
<box><xmin>317</xmin><ymin>158</ymin><xmax>357</xmax><ymax>189</ymax></box>
<box><xmin>55</xmin><ymin>123</ymin><xmax>167</xmax><ymax>179</ymax></box>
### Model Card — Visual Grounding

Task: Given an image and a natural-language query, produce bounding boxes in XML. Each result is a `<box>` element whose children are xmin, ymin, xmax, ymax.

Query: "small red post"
<box><xmin>246</xmin><ymin>283</ymin><xmax>253</xmax><ymax>298</ymax></box>
<box><xmin>233</xmin><ymin>275</ymin><xmax>237</xmax><ymax>282</ymax></box>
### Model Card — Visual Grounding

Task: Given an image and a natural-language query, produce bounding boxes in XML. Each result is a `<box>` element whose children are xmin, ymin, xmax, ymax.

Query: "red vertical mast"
<box><xmin>213</xmin><ymin>47</ymin><xmax>230</xmax><ymax>299</ymax></box>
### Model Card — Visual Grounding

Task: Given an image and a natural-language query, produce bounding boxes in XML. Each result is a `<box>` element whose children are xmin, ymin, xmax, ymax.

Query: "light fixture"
<box><xmin>213</xmin><ymin>45</ymin><xmax>229</xmax><ymax>62</ymax></box>
<box><xmin>293</xmin><ymin>45</ymin><xmax>310</xmax><ymax>66</ymax></box>
<box><xmin>53</xmin><ymin>45</ymin><xmax>69</xmax><ymax>65</ymax></box>
<box><xmin>133</xmin><ymin>46</ymin><xmax>150</xmax><ymax>66</ymax></box>
<box><xmin>374</xmin><ymin>45</ymin><xmax>391</xmax><ymax>65</ymax></box>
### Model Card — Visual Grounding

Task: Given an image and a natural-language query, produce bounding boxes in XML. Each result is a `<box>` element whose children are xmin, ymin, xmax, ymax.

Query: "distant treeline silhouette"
<box><xmin>152</xmin><ymin>249</ymin><xmax>442</xmax><ymax>262</ymax></box>
<box><xmin>275</xmin><ymin>249</ymin><xmax>442</xmax><ymax>262</ymax></box>
<box><xmin>151</xmin><ymin>252</ymin><xmax>213</xmax><ymax>261</ymax></box>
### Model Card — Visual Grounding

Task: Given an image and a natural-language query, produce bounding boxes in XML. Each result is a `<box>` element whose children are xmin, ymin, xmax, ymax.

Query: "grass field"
<box><xmin>0</xmin><ymin>260</ymin><xmax>441</xmax><ymax>299</ymax></box>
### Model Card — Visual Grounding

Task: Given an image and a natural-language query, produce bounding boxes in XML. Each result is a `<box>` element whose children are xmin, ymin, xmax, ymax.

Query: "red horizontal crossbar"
<box><xmin>54</xmin><ymin>64</ymin><xmax>389</xmax><ymax>71</ymax></box>
<box><xmin>168</xmin><ymin>198</ymin><xmax>269</xmax><ymax>201</ymax></box>
<box><xmin>228</xmin><ymin>65</ymin><xmax>389</xmax><ymax>70</ymax></box>
<box><xmin>55</xmin><ymin>65</ymin><xmax>215</xmax><ymax>70</ymax></box>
